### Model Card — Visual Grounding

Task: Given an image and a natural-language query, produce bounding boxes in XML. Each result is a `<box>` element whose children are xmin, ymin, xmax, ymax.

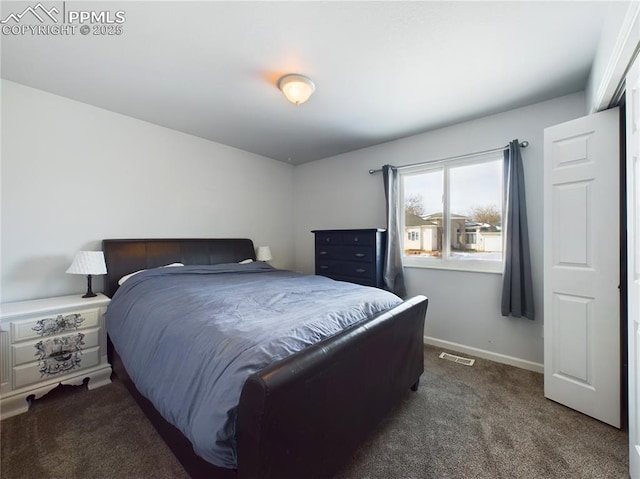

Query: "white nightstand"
<box><xmin>0</xmin><ymin>293</ymin><xmax>112</xmax><ymax>419</ymax></box>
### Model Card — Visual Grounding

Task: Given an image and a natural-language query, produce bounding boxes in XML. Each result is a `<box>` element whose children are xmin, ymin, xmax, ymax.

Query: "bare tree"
<box><xmin>405</xmin><ymin>193</ymin><xmax>425</xmax><ymax>217</ymax></box>
<box><xmin>468</xmin><ymin>204</ymin><xmax>501</xmax><ymax>225</ymax></box>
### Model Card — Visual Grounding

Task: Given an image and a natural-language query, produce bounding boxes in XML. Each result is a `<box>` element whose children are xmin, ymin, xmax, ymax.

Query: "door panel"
<box><xmin>626</xmin><ymin>52</ymin><xmax>640</xmax><ymax>479</ymax></box>
<box><xmin>553</xmin><ymin>293</ymin><xmax>591</xmax><ymax>383</ymax></box>
<box><xmin>544</xmin><ymin>107</ymin><xmax>620</xmax><ymax>428</ymax></box>
<box><xmin>554</xmin><ymin>181</ymin><xmax>592</xmax><ymax>266</ymax></box>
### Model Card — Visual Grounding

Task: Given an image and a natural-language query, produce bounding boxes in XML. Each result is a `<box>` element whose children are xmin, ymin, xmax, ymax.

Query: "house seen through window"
<box><xmin>400</xmin><ymin>153</ymin><xmax>504</xmax><ymax>272</ymax></box>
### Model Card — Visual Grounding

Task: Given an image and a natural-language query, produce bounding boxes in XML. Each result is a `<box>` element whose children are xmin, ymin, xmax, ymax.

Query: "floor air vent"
<box><xmin>439</xmin><ymin>352</ymin><xmax>475</xmax><ymax>366</ymax></box>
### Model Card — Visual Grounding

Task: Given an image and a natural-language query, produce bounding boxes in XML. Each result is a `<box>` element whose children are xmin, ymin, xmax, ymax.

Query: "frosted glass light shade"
<box><xmin>66</xmin><ymin>251</ymin><xmax>107</xmax><ymax>275</ymax></box>
<box><xmin>256</xmin><ymin>246</ymin><xmax>273</xmax><ymax>262</ymax></box>
<box><xmin>278</xmin><ymin>74</ymin><xmax>315</xmax><ymax>105</ymax></box>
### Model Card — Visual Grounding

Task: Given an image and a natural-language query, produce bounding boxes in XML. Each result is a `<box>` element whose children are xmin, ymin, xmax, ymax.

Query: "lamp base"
<box><xmin>82</xmin><ymin>274</ymin><xmax>97</xmax><ymax>298</ymax></box>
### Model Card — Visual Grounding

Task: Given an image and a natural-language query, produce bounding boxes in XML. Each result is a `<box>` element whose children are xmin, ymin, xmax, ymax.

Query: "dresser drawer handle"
<box><xmin>353</xmin><ymin>237</ymin><xmax>359</xmax><ymax>242</ymax></box>
<box><xmin>319</xmin><ymin>251</ymin><xmax>328</xmax><ymax>255</ymax></box>
<box><xmin>325</xmin><ymin>237</ymin><xmax>331</xmax><ymax>243</ymax></box>
<box><xmin>354</xmin><ymin>253</ymin><xmax>365</xmax><ymax>257</ymax></box>
<box><xmin>319</xmin><ymin>265</ymin><xmax>329</xmax><ymax>270</ymax></box>
<box><xmin>355</xmin><ymin>268</ymin><xmax>366</xmax><ymax>273</ymax></box>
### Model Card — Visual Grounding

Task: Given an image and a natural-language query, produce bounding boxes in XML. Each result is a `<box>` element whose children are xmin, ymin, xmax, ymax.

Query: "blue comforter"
<box><xmin>105</xmin><ymin>262</ymin><xmax>402</xmax><ymax>469</ymax></box>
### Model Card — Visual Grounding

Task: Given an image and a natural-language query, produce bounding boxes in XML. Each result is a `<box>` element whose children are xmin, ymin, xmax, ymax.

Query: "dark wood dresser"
<box><xmin>312</xmin><ymin>229</ymin><xmax>386</xmax><ymax>288</ymax></box>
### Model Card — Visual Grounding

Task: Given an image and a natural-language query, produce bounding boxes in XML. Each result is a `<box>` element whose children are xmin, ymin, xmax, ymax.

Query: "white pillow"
<box><xmin>238</xmin><ymin>259</ymin><xmax>254</xmax><ymax>264</ymax></box>
<box><xmin>118</xmin><ymin>263</ymin><xmax>184</xmax><ymax>285</ymax></box>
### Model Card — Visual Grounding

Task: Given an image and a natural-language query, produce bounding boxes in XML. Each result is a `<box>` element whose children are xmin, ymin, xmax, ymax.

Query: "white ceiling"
<box><xmin>1</xmin><ymin>1</ymin><xmax>610</xmax><ymax>165</ymax></box>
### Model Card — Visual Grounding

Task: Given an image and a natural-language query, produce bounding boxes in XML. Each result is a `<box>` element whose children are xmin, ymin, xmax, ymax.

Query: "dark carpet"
<box><xmin>1</xmin><ymin>346</ymin><xmax>628</xmax><ymax>478</ymax></box>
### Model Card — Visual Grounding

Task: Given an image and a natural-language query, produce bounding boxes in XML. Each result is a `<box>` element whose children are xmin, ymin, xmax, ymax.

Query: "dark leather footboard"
<box><xmin>237</xmin><ymin>295</ymin><xmax>428</xmax><ymax>479</ymax></box>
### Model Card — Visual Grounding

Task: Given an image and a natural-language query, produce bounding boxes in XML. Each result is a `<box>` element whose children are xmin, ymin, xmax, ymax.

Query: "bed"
<box><xmin>102</xmin><ymin>238</ymin><xmax>428</xmax><ymax>479</ymax></box>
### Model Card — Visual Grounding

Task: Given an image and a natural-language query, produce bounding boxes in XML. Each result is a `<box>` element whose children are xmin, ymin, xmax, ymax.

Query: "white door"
<box><xmin>543</xmin><ymin>107</ymin><xmax>620</xmax><ymax>428</ymax></box>
<box><xmin>627</xmin><ymin>53</ymin><xmax>640</xmax><ymax>479</ymax></box>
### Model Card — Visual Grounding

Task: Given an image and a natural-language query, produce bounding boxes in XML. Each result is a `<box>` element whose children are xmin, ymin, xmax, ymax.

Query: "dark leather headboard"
<box><xmin>102</xmin><ymin>238</ymin><xmax>256</xmax><ymax>298</ymax></box>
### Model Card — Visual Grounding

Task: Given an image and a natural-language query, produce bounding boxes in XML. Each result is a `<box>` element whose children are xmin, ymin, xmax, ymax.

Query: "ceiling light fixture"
<box><xmin>278</xmin><ymin>74</ymin><xmax>315</xmax><ymax>105</ymax></box>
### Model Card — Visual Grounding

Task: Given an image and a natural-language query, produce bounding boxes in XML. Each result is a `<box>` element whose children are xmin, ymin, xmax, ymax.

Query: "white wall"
<box><xmin>1</xmin><ymin>80</ymin><xmax>294</xmax><ymax>303</ymax></box>
<box><xmin>0</xmin><ymin>80</ymin><xmax>597</xmax><ymax>366</ymax></box>
<box><xmin>293</xmin><ymin>92</ymin><xmax>587</xmax><ymax>367</ymax></box>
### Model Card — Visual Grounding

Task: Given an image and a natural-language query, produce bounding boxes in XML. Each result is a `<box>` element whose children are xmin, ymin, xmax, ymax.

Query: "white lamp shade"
<box><xmin>256</xmin><ymin>246</ymin><xmax>273</xmax><ymax>262</ymax></box>
<box><xmin>278</xmin><ymin>74</ymin><xmax>315</xmax><ymax>105</ymax></box>
<box><xmin>66</xmin><ymin>251</ymin><xmax>107</xmax><ymax>275</ymax></box>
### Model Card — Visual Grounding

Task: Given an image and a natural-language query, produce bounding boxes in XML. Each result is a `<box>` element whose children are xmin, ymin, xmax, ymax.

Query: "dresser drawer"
<box><xmin>316</xmin><ymin>246</ymin><xmax>373</xmax><ymax>263</ymax></box>
<box><xmin>13</xmin><ymin>328</ymin><xmax>100</xmax><ymax>367</ymax></box>
<box><xmin>316</xmin><ymin>260</ymin><xmax>375</xmax><ymax>280</ymax></box>
<box><xmin>341</xmin><ymin>231</ymin><xmax>374</xmax><ymax>246</ymax></box>
<box><xmin>316</xmin><ymin>260</ymin><xmax>342</xmax><ymax>276</ymax></box>
<box><xmin>315</xmin><ymin>232</ymin><xmax>343</xmax><ymax>246</ymax></box>
<box><xmin>339</xmin><ymin>262</ymin><xmax>375</xmax><ymax>279</ymax></box>
<box><xmin>332</xmin><ymin>275</ymin><xmax>377</xmax><ymax>287</ymax></box>
<box><xmin>13</xmin><ymin>346</ymin><xmax>101</xmax><ymax>389</ymax></box>
<box><xmin>11</xmin><ymin>308</ymin><xmax>99</xmax><ymax>342</ymax></box>
<box><xmin>314</xmin><ymin>231</ymin><xmax>377</xmax><ymax>247</ymax></box>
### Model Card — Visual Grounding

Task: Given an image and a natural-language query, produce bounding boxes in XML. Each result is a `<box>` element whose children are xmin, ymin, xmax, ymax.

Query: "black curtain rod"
<box><xmin>368</xmin><ymin>140</ymin><xmax>529</xmax><ymax>175</ymax></box>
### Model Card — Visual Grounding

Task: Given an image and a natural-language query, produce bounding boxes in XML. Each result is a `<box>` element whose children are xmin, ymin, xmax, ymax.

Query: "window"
<box><xmin>400</xmin><ymin>153</ymin><xmax>504</xmax><ymax>272</ymax></box>
<box><xmin>465</xmin><ymin>232</ymin><xmax>477</xmax><ymax>245</ymax></box>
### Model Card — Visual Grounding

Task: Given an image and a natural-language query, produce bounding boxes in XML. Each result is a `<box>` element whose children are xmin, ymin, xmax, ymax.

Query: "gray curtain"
<box><xmin>501</xmin><ymin>140</ymin><xmax>534</xmax><ymax>319</ymax></box>
<box><xmin>382</xmin><ymin>165</ymin><xmax>407</xmax><ymax>297</ymax></box>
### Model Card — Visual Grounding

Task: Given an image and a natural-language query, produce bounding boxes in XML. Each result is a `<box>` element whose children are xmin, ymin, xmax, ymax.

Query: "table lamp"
<box><xmin>256</xmin><ymin>246</ymin><xmax>273</xmax><ymax>262</ymax></box>
<box><xmin>66</xmin><ymin>251</ymin><xmax>107</xmax><ymax>298</ymax></box>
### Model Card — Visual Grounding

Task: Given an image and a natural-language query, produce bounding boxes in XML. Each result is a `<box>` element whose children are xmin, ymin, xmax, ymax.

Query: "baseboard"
<box><xmin>423</xmin><ymin>336</ymin><xmax>544</xmax><ymax>374</ymax></box>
